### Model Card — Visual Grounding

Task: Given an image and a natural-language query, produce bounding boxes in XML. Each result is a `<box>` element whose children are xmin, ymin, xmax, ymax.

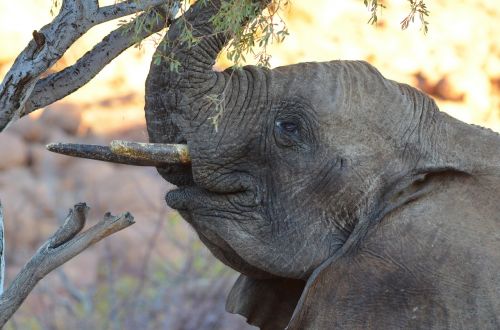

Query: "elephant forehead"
<box><xmin>271</xmin><ymin>61</ymin><xmax>345</xmax><ymax>98</ymax></box>
<box><xmin>270</xmin><ymin>60</ymin><xmax>409</xmax><ymax>126</ymax></box>
<box><xmin>269</xmin><ymin>61</ymin><xmax>356</xmax><ymax>121</ymax></box>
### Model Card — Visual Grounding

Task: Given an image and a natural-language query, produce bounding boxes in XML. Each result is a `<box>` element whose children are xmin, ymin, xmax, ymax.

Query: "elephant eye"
<box><xmin>273</xmin><ymin>101</ymin><xmax>317</xmax><ymax>151</ymax></box>
<box><xmin>276</xmin><ymin>120</ymin><xmax>298</xmax><ymax>134</ymax></box>
<box><xmin>274</xmin><ymin>119</ymin><xmax>303</xmax><ymax>148</ymax></box>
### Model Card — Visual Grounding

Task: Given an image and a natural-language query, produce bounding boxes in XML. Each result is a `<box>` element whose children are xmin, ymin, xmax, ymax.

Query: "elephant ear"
<box><xmin>226</xmin><ymin>275</ymin><xmax>305</xmax><ymax>330</ymax></box>
<box><xmin>285</xmin><ymin>237</ymin><xmax>451</xmax><ymax>329</ymax></box>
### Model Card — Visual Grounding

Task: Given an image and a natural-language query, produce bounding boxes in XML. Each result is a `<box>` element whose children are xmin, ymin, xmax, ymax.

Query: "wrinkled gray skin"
<box><xmin>145</xmin><ymin>2</ymin><xmax>500</xmax><ymax>329</ymax></box>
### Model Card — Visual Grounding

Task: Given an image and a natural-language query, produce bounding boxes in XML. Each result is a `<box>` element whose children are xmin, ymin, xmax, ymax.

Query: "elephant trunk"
<box><xmin>45</xmin><ymin>1</ymin><xmax>270</xmax><ymax>169</ymax></box>
<box><xmin>145</xmin><ymin>0</ymin><xmax>270</xmax><ymax>145</ymax></box>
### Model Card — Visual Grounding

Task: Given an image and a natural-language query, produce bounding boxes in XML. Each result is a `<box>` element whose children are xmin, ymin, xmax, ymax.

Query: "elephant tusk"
<box><xmin>46</xmin><ymin>141</ymin><xmax>190</xmax><ymax>166</ymax></box>
<box><xmin>109</xmin><ymin>140</ymin><xmax>191</xmax><ymax>165</ymax></box>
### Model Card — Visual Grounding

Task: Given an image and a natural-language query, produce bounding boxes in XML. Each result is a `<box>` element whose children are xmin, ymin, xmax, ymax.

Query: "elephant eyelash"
<box><xmin>275</xmin><ymin>120</ymin><xmax>299</xmax><ymax>134</ymax></box>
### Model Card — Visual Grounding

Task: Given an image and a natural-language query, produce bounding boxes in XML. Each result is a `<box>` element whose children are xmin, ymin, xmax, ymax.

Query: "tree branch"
<box><xmin>0</xmin><ymin>0</ymin><xmax>178</xmax><ymax>131</ymax></box>
<box><xmin>0</xmin><ymin>203</ymin><xmax>135</xmax><ymax>327</ymax></box>
<box><xmin>0</xmin><ymin>201</ymin><xmax>5</xmax><ymax>295</ymax></box>
<box><xmin>0</xmin><ymin>2</ymin><xmax>94</xmax><ymax>131</ymax></box>
<box><xmin>95</xmin><ymin>0</ymin><xmax>167</xmax><ymax>25</ymax></box>
<box><xmin>23</xmin><ymin>5</ymin><xmax>170</xmax><ymax>115</ymax></box>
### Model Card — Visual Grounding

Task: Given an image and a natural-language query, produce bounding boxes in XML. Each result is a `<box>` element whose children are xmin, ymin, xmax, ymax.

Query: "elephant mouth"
<box><xmin>45</xmin><ymin>140</ymin><xmax>259</xmax><ymax>209</ymax></box>
<box><xmin>46</xmin><ymin>140</ymin><xmax>273</xmax><ymax>278</ymax></box>
<box><xmin>47</xmin><ymin>138</ymin><xmax>197</xmax><ymax>185</ymax></box>
<box><xmin>165</xmin><ymin>185</ymin><xmax>274</xmax><ymax>279</ymax></box>
<box><xmin>166</xmin><ymin>183</ymin><xmax>260</xmax><ymax>211</ymax></box>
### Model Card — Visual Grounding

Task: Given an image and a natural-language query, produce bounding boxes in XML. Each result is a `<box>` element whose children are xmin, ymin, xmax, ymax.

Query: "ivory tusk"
<box><xmin>109</xmin><ymin>140</ymin><xmax>191</xmax><ymax>165</ymax></box>
<box><xmin>46</xmin><ymin>141</ymin><xmax>190</xmax><ymax>166</ymax></box>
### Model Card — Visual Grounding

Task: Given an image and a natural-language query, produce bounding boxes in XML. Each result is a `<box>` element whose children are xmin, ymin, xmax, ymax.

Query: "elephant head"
<box><xmin>141</xmin><ymin>1</ymin><xmax>500</xmax><ymax>329</ymax></box>
<box><xmin>50</xmin><ymin>1</ymin><xmax>500</xmax><ymax>328</ymax></box>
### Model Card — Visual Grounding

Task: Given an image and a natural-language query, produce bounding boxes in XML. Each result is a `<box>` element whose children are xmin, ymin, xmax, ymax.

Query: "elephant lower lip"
<box><xmin>166</xmin><ymin>180</ymin><xmax>261</xmax><ymax>213</ymax></box>
<box><xmin>165</xmin><ymin>187</ymin><xmax>191</xmax><ymax>210</ymax></box>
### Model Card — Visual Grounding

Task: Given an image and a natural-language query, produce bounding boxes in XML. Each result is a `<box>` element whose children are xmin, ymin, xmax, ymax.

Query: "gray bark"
<box><xmin>0</xmin><ymin>0</ymin><xmax>177</xmax><ymax>131</ymax></box>
<box><xmin>22</xmin><ymin>5</ymin><xmax>171</xmax><ymax>117</ymax></box>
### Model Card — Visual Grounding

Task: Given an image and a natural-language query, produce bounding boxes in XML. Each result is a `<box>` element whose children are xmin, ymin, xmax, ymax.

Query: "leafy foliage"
<box><xmin>205</xmin><ymin>92</ymin><xmax>226</xmax><ymax>132</ymax></box>
<box><xmin>114</xmin><ymin>0</ymin><xmax>430</xmax><ymax>68</ymax></box>
<box><xmin>400</xmin><ymin>0</ymin><xmax>430</xmax><ymax>33</ymax></box>
<box><xmin>364</xmin><ymin>0</ymin><xmax>386</xmax><ymax>25</ymax></box>
<box><xmin>210</xmin><ymin>0</ymin><xmax>290</xmax><ymax>67</ymax></box>
<box><xmin>364</xmin><ymin>0</ymin><xmax>430</xmax><ymax>33</ymax></box>
<box><xmin>49</xmin><ymin>0</ymin><xmax>431</xmax><ymax>69</ymax></box>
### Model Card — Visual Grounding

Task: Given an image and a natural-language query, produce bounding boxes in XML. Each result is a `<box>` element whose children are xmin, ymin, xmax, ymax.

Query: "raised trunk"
<box><xmin>145</xmin><ymin>0</ymin><xmax>226</xmax><ymax>147</ymax></box>
<box><xmin>144</xmin><ymin>0</ymin><xmax>270</xmax><ymax>146</ymax></box>
<box><xmin>144</xmin><ymin>0</ymin><xmax>270</xmax><ymax>186</ymax></box>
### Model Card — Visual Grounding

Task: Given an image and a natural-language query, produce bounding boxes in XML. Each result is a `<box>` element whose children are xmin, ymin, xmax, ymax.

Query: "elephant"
<box><xmin>51</xmin><ymin>1</ymin><xmax>500</xmax><ymax>328</ymax></box>
<box><xmin>140</xmin><ymin>1</ymin><xmax>500</xmax><ymax>329</ymax></box>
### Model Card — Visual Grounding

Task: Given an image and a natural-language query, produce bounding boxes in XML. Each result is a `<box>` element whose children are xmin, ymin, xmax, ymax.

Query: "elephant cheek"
<box><xmin>170</xmin><ymin>209</ymin><xmax>276</xmax><ymax>278</ymax></box>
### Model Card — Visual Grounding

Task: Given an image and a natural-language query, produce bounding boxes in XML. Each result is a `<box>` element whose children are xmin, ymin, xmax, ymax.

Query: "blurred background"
<box><xmin>0</xmin><ymin>0</ymin><xmax>498</xmax><ymax>329</ymax></box>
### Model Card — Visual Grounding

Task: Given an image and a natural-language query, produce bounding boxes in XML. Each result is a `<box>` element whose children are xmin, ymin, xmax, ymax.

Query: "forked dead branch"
<box><xmin>0</xmin><ymin>202</ymin><xmax>135</xmax><ymax>327</ymax></box>
<box><xmin>0</xmin><ymin>1</ymin><xmax>178</xmax><ymax>323</ymax></box>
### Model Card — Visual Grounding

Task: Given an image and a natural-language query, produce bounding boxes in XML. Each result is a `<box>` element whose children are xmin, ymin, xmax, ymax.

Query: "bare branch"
<box><xmin>81</xmin><ymin>0</ymin><xmax>100</xmax><ymax>16</ymax></box>
<box><xmin>0</xmin><ymin>201</ymin><xmax>5</xmax><ymax>295</ymax></box>
<box><xmin>0</xmin><ymin>0</ymin><xmax>178</xmax><ymax>131</ymax></box>
<box><xmin>23</xmin><ymin>6</ymin><xmax>169</xmax><ymax>115</ymax></box>
<box><xmin>0</xmin><ymin>3</ymin><xmax>94</xmax><ymax>131</ymax></box>
<box><xmin>95</xmin><ymin>0</ymin><xmax>167</xmax><ymax>24</ymax></box>
<box><xmin>0</xmin><ymin>203</ymin><xmax>135</xmax><ymax>327</ymax></box>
